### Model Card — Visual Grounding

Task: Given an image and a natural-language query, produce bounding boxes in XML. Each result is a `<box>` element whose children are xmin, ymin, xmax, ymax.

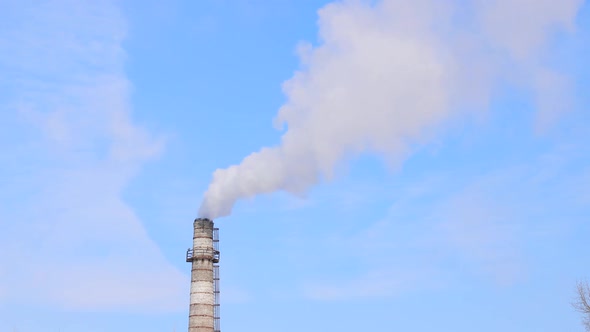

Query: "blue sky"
<box><xmin>0</xmin><ymin>0</ymin><xmax>589</xmax><ymax>331</ymax></box>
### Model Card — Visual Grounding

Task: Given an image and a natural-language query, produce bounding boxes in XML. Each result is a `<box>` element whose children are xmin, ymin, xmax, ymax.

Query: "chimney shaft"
<box><xmin>187</xmin><ymin>218</ymin><xmax>220</xmax><ymax>332</ymax></box>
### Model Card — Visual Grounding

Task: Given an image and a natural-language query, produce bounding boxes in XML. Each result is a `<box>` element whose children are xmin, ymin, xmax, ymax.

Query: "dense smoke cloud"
<box><xmin>199</xmin><ymin>0</ymin><xmax>583</xmax><ymax>219</ymax></box>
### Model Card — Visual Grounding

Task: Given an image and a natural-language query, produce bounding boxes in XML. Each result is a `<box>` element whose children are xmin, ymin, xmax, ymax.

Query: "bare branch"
<box><xmin>573</xmin><ymin>280</ymin><xmax>590</xmax><ymax>331</ymax></box>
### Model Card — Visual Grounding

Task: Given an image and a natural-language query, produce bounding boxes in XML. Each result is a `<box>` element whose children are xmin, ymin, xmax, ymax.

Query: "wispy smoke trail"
<box><xmin>199</xmin><ymin>0</ymin><xmax>583</xmax><ymax>219</ymax></box>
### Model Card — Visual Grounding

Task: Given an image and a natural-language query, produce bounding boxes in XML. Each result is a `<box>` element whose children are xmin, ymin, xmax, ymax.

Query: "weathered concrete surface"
<box><xmin>189</xmin><ymin>218</ymin><xmax>215</xmax><ymax>332</ymax></box>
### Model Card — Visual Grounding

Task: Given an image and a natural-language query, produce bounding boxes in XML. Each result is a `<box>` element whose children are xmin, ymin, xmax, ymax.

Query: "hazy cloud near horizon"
<box><xmin>301</xmin><ymin>141</ymin><xmax>590</xmax><ymax>300</ymax></box>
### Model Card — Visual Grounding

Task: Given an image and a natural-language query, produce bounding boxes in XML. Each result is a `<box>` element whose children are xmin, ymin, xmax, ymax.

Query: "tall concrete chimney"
<box><xmin>186</xmin><ymin>218</ymin><xmax>220</xmax><ymax>332</ymax></box>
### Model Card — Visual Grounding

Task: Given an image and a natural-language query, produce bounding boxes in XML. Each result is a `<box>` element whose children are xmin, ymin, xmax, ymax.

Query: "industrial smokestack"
<box><xmin>186</xmin><ymin>218</ymin><xmax>220</xmax><ymax>332</ymax></box>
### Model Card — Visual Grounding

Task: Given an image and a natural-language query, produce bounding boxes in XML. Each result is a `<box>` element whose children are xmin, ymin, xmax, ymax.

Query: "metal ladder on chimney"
<box><xmin>213</xmin><ymin>228</ymin><xmax>220</xmax><ymax>332</ymax></box>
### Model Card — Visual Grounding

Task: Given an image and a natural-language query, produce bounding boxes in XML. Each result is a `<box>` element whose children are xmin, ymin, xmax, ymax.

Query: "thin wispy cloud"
<box><xmin>301</xmin><ymin>140</ymin><xmax>590</xmax><ymax>300</ymax></box>
<box><xmin>0</xmin><ymin>0</ymin><xmax>186</xmax><ymax>311</ymax></box>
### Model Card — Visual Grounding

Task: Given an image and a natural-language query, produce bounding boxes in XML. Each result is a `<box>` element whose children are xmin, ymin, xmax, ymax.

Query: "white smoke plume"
<box><xmin>199</xmin><ymin>0</ymin><xmax>583</xmax><ymax>219</ymax></box>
